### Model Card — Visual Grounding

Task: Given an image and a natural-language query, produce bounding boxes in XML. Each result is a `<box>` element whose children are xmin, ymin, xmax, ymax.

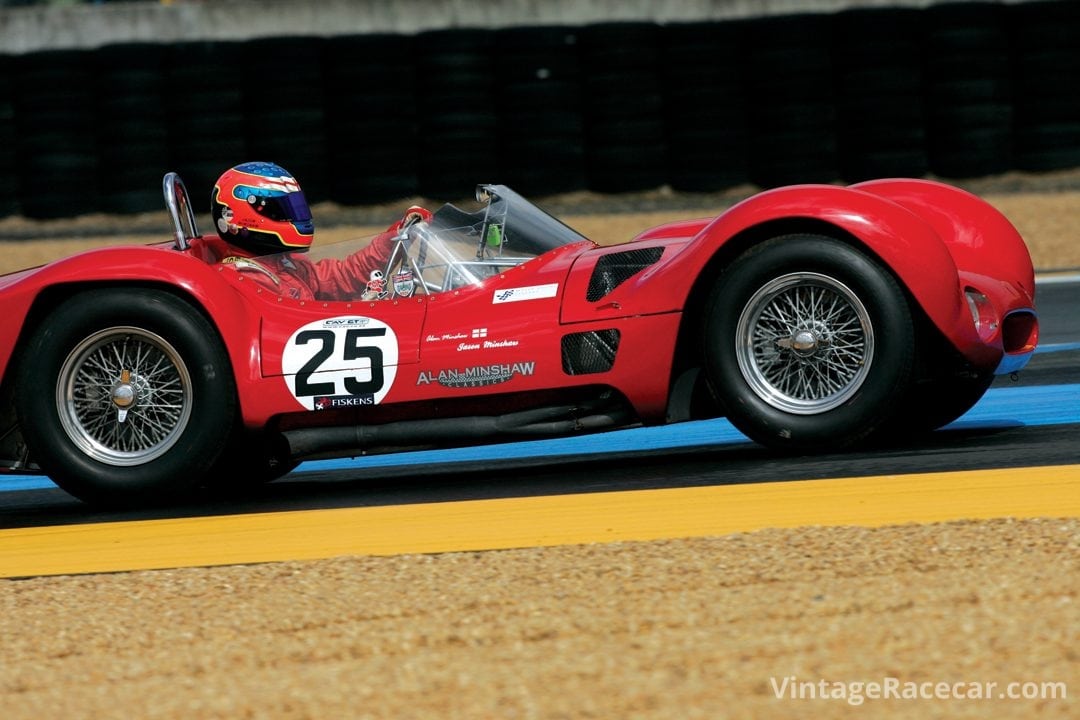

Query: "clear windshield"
<box><xmin>242</xmin><ymin>184</ymin><xmax>590</xmax><ymax>299</ymax></box>
<box><xmin>385</xmin><ymin>184</ymin><xmax>590</xmax><ymax>294</ymax></box>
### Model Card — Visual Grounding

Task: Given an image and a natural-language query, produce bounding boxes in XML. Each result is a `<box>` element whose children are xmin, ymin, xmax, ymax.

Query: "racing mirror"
<box><xmin>162</xmin><ymin>172</ymin><xmax>200</xmax><ymax>251</ymax></box>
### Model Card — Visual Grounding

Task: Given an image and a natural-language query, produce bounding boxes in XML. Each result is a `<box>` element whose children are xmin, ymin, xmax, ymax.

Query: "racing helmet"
<box><xmin>211</xmin><ymin>161</ymin><xmax>315</xmax><ymax>254</ymax></box>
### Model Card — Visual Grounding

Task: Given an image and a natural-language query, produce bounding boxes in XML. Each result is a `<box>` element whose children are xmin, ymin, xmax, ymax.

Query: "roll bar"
<box><xmin>162</xmin><ymin>172</ymin><xmax>200</xmax><ymax>251</ymax></box>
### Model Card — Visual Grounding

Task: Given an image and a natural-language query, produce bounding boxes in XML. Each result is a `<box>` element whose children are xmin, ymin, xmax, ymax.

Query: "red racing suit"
<box><xmin>204</xmin><ymin>207</ymin><xmax>430</xmax><ymax>301</ymax></box>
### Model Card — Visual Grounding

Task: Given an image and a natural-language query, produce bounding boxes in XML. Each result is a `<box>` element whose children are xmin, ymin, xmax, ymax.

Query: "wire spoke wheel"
<box><xmin>16</xmin><ymin>288</ymin><xmax>237</xmax><ymax>506</ymax></box>
<box><xmin>57</xmin><ymin>326</ymin><xmax>193</xmax><ymax>466</ymax></box>
<box><xmin>736</xmin><ymin>272</ymin><xmax>873</xmax><ymax>414</ymax></box>
<box><xmin>705</xmin><ymin>234</ymin><xmax>914</xmax><ymax>451</ymax></box>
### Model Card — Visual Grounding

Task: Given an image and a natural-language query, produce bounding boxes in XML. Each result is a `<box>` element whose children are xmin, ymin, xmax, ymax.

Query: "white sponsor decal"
<box><xmin>492</xmin><ymin>283</ymin><xmax>559</xmax><ymax>304</ymax></box>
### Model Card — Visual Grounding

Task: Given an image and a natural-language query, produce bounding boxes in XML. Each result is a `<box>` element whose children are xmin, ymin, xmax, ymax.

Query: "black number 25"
<box><xmin>294</xmin><ymin>328</ymin><xmax>386</xmax><ymax>397</ymax></box>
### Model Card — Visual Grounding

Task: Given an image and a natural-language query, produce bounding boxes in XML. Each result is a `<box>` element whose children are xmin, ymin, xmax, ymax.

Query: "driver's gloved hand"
<box><xmin>397</xmin><ymin>205</ymin><xmax>432</xmax><ymax>230</ymax></box>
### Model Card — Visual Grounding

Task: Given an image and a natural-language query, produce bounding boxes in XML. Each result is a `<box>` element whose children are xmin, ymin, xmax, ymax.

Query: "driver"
<box><xmin>206</xmin><ymin>161</ymin><xmax>429</xmax><ymax>301</ymax></box>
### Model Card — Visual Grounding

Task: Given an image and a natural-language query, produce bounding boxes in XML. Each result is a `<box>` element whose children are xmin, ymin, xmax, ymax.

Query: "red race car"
<box><xmin>0</xmin><ymin>173</ymin><xmax>1038</xmax><ymax>506</ymax></box>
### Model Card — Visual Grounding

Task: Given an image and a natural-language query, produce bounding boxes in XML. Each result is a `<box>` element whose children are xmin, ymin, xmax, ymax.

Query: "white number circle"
<box><xmin>282</xmin><ymin>316</ymin><xmax>398</xmax><ymax>410</ymax></box>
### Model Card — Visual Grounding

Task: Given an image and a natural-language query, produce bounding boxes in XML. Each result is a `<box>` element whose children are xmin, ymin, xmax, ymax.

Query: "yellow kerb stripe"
<box><xmin>1</xmin><ymin>464</ymin><xmax>1078</xmax><ymax>578</ymax></box>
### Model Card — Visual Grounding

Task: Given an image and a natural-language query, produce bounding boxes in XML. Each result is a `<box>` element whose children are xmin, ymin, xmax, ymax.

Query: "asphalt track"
<box><xmin>0</xmin><ymin>278</ymin><xmax>1077</xmax><ymax>577</ymax></box>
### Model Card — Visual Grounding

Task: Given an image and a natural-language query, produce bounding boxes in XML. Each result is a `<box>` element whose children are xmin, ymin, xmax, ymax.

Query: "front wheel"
<box><xmin>704</xmin><ymin>235</ymin><xmax>916</xmax><ymax>451</ymax></box>
<box><xmin>16</xmin><ymin>289</ymin><xmax>237</xmax><ymax>506</ymax></box>
<box><xmin>878</xmin><ymin>370</ymin><xmax>995</xmax><ymax>440</ymax></box>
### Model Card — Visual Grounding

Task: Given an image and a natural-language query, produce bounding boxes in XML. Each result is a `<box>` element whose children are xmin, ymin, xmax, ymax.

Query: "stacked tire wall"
<box><xmin>1</xmin><ymin>0</ymin><xmax>1079</xmax><ymax>220</ymax></box>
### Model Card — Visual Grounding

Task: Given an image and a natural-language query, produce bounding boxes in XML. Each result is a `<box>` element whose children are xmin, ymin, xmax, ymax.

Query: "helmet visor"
<box><xmin>256</xmin><ymin>191</ymin><xmax>312</xmax><ymax>223</ymax></box>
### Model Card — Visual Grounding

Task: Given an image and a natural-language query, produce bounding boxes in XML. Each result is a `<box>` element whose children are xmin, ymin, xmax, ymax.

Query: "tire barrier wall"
<box><xmin>1</xmin><ymin>1</ymin><xmax>1079</xmax><ymax>220</ymax></box>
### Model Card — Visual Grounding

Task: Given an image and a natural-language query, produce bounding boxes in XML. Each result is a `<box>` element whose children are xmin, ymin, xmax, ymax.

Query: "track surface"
<box><xmin>0</xmin><ymin>279</ymin><xmax>1076</xmax><ymax>576</ymax></box>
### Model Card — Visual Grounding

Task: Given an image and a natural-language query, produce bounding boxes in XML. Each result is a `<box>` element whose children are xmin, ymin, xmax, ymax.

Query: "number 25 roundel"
<box><xmin>281</xmin><ymin>316</ymin><xmax>399</xmax><ymax>410</ymax></box>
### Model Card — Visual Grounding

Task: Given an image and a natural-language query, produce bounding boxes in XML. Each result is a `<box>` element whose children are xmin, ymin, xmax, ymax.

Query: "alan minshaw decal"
<box><xmin>416</xmin><ymin>362</ymin><xmax>536</xmax><ymax>389</ymax></box>
<box><xmin>281</xmin><ymin>316</ymin><xmax>399</xmax><ymax>410</ymax></box>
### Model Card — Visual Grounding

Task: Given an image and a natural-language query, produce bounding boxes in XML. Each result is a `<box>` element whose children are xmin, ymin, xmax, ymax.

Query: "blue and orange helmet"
<box><xmin>211</xmin><ymin>161</ymin><xmax>315</xmax><ymax>255</ymax></box>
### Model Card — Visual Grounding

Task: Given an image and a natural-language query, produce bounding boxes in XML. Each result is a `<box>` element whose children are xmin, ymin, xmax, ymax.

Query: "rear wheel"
<box><xmin>705</xmin><ymin>235</ymin><xmax>915</xmax><ymax>451</ymax></box>
<box><xmin>16</xmin><ymin>289</ymin><xmax>236</xmax><ymax>506</ymax></box>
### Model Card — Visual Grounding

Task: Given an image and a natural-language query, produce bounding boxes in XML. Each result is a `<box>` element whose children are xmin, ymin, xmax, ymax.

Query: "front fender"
<box><xmin>661</xmin><ymin>183</ymin><xmax>994</xmax><ymax>366</ymax></box>
<box><xmin>853</xmin><ymin>178</ymin><xmax>1035</xmax><ymax>301</ymax></box>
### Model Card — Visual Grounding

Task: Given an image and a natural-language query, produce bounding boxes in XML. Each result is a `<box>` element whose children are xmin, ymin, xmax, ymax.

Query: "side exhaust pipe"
<box><xmin>282</xmin><ymin>397</ymin><xmax>635</xmax><ymax>460</ymax></box>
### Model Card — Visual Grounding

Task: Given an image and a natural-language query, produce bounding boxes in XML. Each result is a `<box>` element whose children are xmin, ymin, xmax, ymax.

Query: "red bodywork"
<box><xmin>0</xmin><ymin>179</ymin><xmax>1038</xmax><ymax>463</ymax></box>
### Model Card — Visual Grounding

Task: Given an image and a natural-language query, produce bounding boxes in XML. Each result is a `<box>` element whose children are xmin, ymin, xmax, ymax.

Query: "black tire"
<box><xmin>704</xmin><ymin>235</ymin><xmax>915</xmax><ymax>451</ymax></box>
<box><xmin>881</xmin><ymin>371</ymin><xmax>994</xmax><ymax>439</ymax></box>
<box><xmin>15</xmin><ymin>289</ymin><xmax>237</xmax><ymax>507</ymax></box>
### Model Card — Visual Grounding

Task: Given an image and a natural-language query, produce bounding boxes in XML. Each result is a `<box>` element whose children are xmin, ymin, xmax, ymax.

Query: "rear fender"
<box><xmin>1</xmin><ymin>246</ymin><xmax>266</xmax><ymax>424</ymax></box>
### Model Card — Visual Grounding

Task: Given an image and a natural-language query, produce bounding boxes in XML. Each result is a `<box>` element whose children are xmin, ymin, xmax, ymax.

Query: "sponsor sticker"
<box><xmin>416</xmin><ymin>361</ymin><xmax>536</xmax><ymax>388</ymax></box>
<box><xmin>322</xmin><ymin>317</ymin><xmax>371</xmax><ymax>329</ymax></box>
<box><xmin>393</xmin><ymin>271</ymin><xmax>415</xmax><ymax>298</ymax></box>
<box><xmin>362</xmin><ymin>270</ymin><xmax>388</xmax><ymax>301</ymax></box>
<box><xmin>314</xmin><ymin>394</ymin><xmax>376</xmax><ymax>410</ymax></box>
<box><xmin>492</xmin><ymin>283</ymin><xmax>559</xmax><ymax>304</ymax></box>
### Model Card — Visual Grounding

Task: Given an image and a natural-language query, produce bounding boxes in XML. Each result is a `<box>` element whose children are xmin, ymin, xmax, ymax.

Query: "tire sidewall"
<box><xmin>16</xmin><ymin>288</ymin><xmax>236</xmax><ymax>505</ymax></box>
<box><xmin>705</xmin><ymin>235</ymin><xmax>914</xmax><ymax>450</ymax></box>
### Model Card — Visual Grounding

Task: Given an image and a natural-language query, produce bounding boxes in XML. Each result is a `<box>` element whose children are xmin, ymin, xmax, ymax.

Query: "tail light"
<box><xmin>964</xmin><ymin>289</ymin><xmax>998</xmax><ymax>341</ymax></box>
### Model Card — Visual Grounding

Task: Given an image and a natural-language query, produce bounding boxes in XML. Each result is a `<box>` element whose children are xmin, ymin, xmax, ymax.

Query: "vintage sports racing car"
<box><xmin>0</xmin><ymin>174</ymin><xmax>1038</xmax><ymax>505</ymax></box>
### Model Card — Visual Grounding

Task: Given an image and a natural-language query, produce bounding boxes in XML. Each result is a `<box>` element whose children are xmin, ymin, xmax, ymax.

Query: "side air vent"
<box><xmin>586</xmin><ymin>247</ymin><xmax>664</xmax><ymax>302</ymax></box>
<box><xmin>562</xmin><ymin>329</ymin><xmax>621</xmax><ymax>375</ymax></box>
